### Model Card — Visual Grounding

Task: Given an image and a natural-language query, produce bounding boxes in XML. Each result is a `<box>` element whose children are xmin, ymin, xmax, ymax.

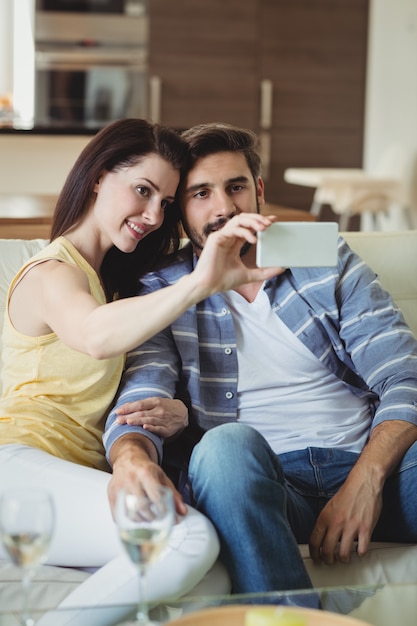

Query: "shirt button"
<box><xmin>221</xmin><ymin>308</ymin><xmax>228</xmax><ymax>315</ymax></box>
<box><xmin>225</xmin><ymin>391</ymin><xmax>233</xmax><ymax>399</ymax></box>
<box><xmin>224</xmin><ymin>348</ymin><xmax>232</xmax><ymax>355</ymax></box>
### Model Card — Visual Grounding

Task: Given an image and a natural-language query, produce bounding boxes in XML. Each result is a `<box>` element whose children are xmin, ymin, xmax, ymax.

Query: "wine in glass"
<box><xmin>115</xmin><ymin>485</ymin><xmax>175</xmax><ymax>626</ymax></box>
<box><xmin>0</xmin><ymin>488</ymin><xmax>55</xmax><ymax>626</ymax></box>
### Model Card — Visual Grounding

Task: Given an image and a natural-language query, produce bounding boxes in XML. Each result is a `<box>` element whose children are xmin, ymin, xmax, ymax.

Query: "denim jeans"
<box><xmin>188</xmin><ymin>423</ymin><xmax>417</xmax><ymax>594</ymax></box>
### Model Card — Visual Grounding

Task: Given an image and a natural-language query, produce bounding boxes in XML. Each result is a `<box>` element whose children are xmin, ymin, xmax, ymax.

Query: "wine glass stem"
<box><xmin>136</xmin><ymin>567</ymin><xmax>149</xmax><ymax>625</ymax></box>
<box><xmin>21</xmin><ymin>570</ymin><xmax>35</xmax><ymax>626</ymax></box>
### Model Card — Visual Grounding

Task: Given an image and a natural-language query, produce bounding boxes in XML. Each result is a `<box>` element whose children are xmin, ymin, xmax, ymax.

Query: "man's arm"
<box><xmin>103</xmin><ymin>338</ymin><xmax>186</xmax><ymax>516</ymax></box>
<box><xmin>115</xmin><ymin>397</ymin><xmax>188</xmax><ymax>439</ymax></box>
<box><xmin>103</xmin><ymin>322</ymin><xmax>183</xmax><ymax>467</ymax></box>
<box><xmin>103</xmin><ymin>275</ymin><xmax>187</xmax><ymax>515</ymax></box>
<box><xmin>309</xmin><ymin>240</ymin><xmax>417</xmax><ymax>564</ymax></box>
<box><xmin>309</xmin><ymin>422</ymin><xmax>417</xmax><ymax>566</ymax></box>
<box><xmin>107</xmin><ymin>433</ymin><xmax>187</xmax><ymax>517</ymax></box>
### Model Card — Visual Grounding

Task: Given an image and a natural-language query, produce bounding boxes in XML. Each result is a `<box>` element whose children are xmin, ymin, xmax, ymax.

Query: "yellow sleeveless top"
<box><xmin>0</xmin><ymin>237</ymin><xmax>124</xmax><ymax>471</ymax></box>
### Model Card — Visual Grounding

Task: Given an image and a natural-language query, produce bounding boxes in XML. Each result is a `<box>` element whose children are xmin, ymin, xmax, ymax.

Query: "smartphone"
<box><xmin>256</xmin><ymin>222</ymin><xmax>339</xmax><ymax>268</ymax></box>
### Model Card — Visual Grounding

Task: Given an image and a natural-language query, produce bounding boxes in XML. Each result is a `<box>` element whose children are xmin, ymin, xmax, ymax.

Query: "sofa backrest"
<box><xmin>0</xmin><ymin>238</ymin><xmax>49</xmax><ymax>326</ymax></box>
<box><xmin>0</xmin><ymin>239</ymin><xmax>49</xmax><ymax>395</ymax></box>
<box><xmin>343</xmin><ymin>230</ymin><xmax>417</xmax><ymax>337</ymax></box>
<box><xmin>0</xmin><ymin>231</ymin><xmax>416</xmax><ymax>396</ymax></box>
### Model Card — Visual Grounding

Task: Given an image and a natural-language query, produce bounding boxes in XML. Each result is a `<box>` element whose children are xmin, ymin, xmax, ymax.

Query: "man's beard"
<box><xmin>183</xmin><ymin>215</ymin><xmax>232</xmax><ymax>252</ymax></box>
<box><xmin>183</xmin><ymin>199</ymin><xmax>260</xmax><ymax>259</ymax></box>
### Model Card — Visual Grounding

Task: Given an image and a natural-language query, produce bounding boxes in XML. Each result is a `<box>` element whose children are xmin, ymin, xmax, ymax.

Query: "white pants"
<box><xmin>0</xmin><ymin>445</ymin><xmax>221</xmax><ymax>625</ymax></box>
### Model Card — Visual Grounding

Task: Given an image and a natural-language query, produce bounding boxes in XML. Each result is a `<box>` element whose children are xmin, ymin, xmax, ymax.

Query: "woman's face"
<box><xmin>93</xmin><ymin>153</ymin><xmax>180</xmax><ymax>253</ymax></box>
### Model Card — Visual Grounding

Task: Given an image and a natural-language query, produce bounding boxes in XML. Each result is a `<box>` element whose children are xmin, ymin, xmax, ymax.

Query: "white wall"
<box><xmin>363</xmin><ymin>0</ymin><xmax>417</xmax><ymax>226</ymax></box>
<box><xmin>0</xmin><ymin>0</ymin><xmax>13</xmax><ymax>96</ymax></box>
<box><xmin>0</xmin><ymin>1</ymin><xmax>89</xmax><ymax>194</ymax></box>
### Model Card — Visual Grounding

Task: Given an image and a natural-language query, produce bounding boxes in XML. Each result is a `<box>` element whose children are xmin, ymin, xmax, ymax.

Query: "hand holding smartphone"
<box><xmin>256</xmin><ymin>222</ymin><xmax>339</xmax><ymax>268</ymax></box>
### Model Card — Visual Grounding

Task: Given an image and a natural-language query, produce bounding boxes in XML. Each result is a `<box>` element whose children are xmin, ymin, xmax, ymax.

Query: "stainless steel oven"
<box><xmin>37</xmin><ymin>0</ymin><xmax>144</xmax><ymax>17</ymax></box>
<box><xmin>32</xmin><ymin>0</ymin><xmax>148</xmax><ymax>129</ymax></box>
<box><xmin>35</xmin><ymin>45</ymin><xmax>147</xmax><ymax>128</ymax></box>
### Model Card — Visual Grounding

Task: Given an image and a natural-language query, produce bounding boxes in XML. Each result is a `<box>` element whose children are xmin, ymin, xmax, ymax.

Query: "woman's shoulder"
<box><xmin>31</xmin><ymin>237</ymin><xmax>81</xmax><ymax>263</ymax></box>
<box><xmin>9</xmin><ymin>237</ymin><xmax>99</xmax><ymax>299</ymax></box>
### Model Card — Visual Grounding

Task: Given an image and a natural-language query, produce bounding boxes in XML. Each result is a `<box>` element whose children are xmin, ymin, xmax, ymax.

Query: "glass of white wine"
<box><xmin>0</xmin><ymin>488</ymin><xmax>55</xmax><ymax>626</ymax></box>
<box><xmin>115</xmin><ymin>485</ymin><xmax>175</xmax><ymax>626</ymax></box>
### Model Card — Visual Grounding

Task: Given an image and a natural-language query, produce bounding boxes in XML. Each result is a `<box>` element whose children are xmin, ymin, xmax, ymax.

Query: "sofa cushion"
<box><xmin>0</xmin><ymin>559</ymin><xmax>89</xmax><ymax>611</ymax></box>
<box><xmin>300</xmin><ymin>542</ymin><xmax>417</xmax><ymax>588</ymax></box>
<box><xmin>343</xmin><ymin>230</ymin><xmax>417</xmax><ymax>337</ymax></box>
<box><xmin>0</xmin><ymin>238</ymin><xmax>48</xmax><ymax>395</ymax></box>
<box><xmin>0</xmin><ymin>238</ymin><xmax>48</xmax><ymax>313</ymax></box>
<box><xmin>0</xmin><ymin>560</ymin><xmax>230</xmax><ymax>618</ymax></box>
<box><xmin>1</xmin><ymin>232</ymin><xmax>417</xmax><ymax>604</ymax></box>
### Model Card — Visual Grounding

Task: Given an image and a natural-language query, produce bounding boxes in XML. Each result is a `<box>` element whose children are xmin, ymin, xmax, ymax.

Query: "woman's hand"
<box><xmin>116</xmin><ymin>398</ymin><xmax>188</xmax><ymax>438</ymax></box>
<box><xmin>193</xmin><ymin>213</ymin><xmax>285</xmax><ymax>294</ymax></box>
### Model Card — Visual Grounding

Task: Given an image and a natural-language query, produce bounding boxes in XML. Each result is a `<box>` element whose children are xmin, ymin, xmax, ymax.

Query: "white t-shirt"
<box><xmin>223</xmin><ymin>286</ymin><xmax>371</xmax><ymax>455</ymax></box>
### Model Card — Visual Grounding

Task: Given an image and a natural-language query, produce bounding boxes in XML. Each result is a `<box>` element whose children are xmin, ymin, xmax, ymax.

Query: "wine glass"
<box><xmin>0</xmin><ymin>488</ymin><xmax>55</xmax><ymax>626</ymax></box>
<box><xmin>115</xmin><ymin>485</ymin><xmax>175</xmax><ymax>626</ymax></box>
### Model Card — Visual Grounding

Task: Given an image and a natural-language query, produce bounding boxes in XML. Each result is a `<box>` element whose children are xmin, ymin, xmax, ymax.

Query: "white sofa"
<box><xmin>1</xmin><ymin>231</ymin><xmax>417</xmax><ymax>612</ymax></box>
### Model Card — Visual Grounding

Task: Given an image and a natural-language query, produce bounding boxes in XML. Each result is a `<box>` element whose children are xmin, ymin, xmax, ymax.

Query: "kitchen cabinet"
<box><xmin>260</xmin><ymin>0</ymin><xmax>369</xmax><ymax>207</ymax></box>
<box><xmin>149</xmin><ymin>0</ymin><xmax>259</xmax><ymax>129</ymax></box>
<box><xmin>149</xmin><ymin>0</ymin><xmax>369</xmax><ymax>210</ymax></box>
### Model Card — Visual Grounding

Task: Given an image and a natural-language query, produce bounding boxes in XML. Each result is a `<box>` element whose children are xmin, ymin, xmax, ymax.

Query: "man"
<box><xmin>104</xmin><ymin>123</ymin><xmax>417</xmax><ymax>594</ymax></box>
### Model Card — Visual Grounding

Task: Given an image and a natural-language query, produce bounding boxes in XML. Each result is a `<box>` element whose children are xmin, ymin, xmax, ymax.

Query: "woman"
<box><xmin>0</xmin><ymin>119</ymin><xmax>279</xmax><ymax>622</ymax></box>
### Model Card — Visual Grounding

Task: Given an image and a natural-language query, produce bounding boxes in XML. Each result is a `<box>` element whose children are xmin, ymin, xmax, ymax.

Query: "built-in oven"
<box><xmin>37</xmin><ymin>0</ymin><xmax>144</xmax><ymax>16</ymax></box>
<box><xmin>30</xmin><ymin>0</ymin><xmax>148</xmax><ymax>129</ymax></box>
<box><xmin>35</xmin><ymin>45</ymin><xmax>147</xmax><ymax>128</ymax></box>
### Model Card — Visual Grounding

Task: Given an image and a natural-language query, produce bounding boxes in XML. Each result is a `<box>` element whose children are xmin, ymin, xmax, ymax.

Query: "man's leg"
<box><xmin>373</xmin><ymin>440</ymin><xmax>417</xmax><ymax>541</ymax></box>
<box><xmin>188</xmin><ymin>423</ymin><xmax>313</xmax><ymax>593</ymax></box>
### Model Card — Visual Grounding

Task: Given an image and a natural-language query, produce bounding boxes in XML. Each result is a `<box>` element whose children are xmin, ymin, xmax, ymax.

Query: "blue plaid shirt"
<box><xmin>104</xmin><ymin>237</ymin><xmax>417</xmax><ymax>469</ymax></box>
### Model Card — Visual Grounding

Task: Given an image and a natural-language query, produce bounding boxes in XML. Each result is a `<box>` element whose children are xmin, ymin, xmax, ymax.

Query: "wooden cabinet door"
<box><xmin>149</xmin><ymin>0</ymin><xmax>369</xmax><ymax>212</ymax></box>
<box><xmin>259</xmin><ymin>0</ymin><xmax>369</xmax><ymax>208</ymax></box>
<box><xmin>149</xmin><ymin>0</ymin><xmax>259</xmax><ymax>129</ymax></box>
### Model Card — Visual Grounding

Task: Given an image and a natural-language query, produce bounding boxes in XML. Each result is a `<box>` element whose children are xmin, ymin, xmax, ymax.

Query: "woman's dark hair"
<box><xmin>50</xmin><ymin>118</ymin><xmax>188</xmax><ymax>299</ymax></box>
<box><xmin>181</xmin><ymin>122</ymin><xmax>262</xmax><ymax>181</ymax></box>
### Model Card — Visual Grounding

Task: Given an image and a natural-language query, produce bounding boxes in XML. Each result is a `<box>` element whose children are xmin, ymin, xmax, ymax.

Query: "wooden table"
<box><xmin>0</xmin><ymin>194</ymin><xmax>56</xmax><ymax>239</ymax></box>
<box><xmin>283</xmin><ymin>167</ymin><xmax>402</xmax><ymax>230</ymax></box>
<box><xmin>261</xmin><ymin>203</ymin><xmax>316</xmax><ymax>221</ymax></box>
<box><xmin>0</xmin><ymin>195</ymin><xmax>315</xmax><ymax>241</ymax></box>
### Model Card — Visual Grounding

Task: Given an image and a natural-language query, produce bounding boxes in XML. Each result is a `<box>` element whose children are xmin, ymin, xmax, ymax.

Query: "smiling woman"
<box><xmin>0</xmin><ymin>117</ymin><xmax>189</xmax><ymax>463</ymax></box>
<box><xmin>0</xmin><ymin>117</ymin><xmax>201</xmax><ymax>618</ymax></box>
<box><xmin>0</xmin><ymin>117</ymin><xmax>284</xmax><ymax>621</ymax></box>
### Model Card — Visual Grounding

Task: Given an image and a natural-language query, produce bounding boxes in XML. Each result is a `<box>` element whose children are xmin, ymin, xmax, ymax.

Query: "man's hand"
<box><xmin>195</xmin><ymin>213</ymin><xmax>285</xmax><ymax>293</ymax></box>
<box><xmin>309</xmin><ymin>466</ymin><xmax>383</xmax><ymax>565</ymax></box>
<box><xmin>309</xmin><ymin>420</ymin><xmax>417</xmax><ymax>565</ymax></box>
<box><xmin>107</xmin><ymin>433</ymin><xmax>187</xmax><ymax>518</ymax></box>
<box><xmin>116</xmin><ymin>398</ymin><xmax>188</xmax><ymax>438</ymax></box>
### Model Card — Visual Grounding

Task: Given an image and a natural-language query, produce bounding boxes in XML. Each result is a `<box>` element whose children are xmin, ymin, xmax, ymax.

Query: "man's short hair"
<box><xmin>181</xmin><ymin>122</ymin><xmax>262</xmax><ymax>180</ymax></box>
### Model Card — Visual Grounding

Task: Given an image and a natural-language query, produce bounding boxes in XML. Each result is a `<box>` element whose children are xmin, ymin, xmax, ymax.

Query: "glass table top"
<box><xmin>0</xmin><ymin>582</ymin><xmax>416</xmax><ymax>626</ymax></box>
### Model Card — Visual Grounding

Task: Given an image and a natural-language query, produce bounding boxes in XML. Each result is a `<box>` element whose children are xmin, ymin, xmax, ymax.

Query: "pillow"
<box><xmin>0</xmin><ymin>239</ymin><xmax>49</xmax><ymax>394</ymax></box>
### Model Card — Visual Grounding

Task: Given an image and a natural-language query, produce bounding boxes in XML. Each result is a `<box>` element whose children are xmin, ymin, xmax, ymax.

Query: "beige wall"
<box><xmin>363</xmin><ymin>0</ymin><xmax>417</xmax><ymax>227</ymax></box>
<box><xmin>364</xmin><ymin>0</ymin><xmax>417</xmax><ymax>171</ymax></box>
<box><xmin>0</xmin><ymin>135</ymin><xmax>90</xmax><ymax>194</ymax></box>
<box><xmin>0</xmin><ymin>0</ymin><xmax>12</xmax><ymax>97</ymax></box>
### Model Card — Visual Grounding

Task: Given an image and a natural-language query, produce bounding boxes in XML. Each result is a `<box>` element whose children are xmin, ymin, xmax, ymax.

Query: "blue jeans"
<box><xmin>188</xmin><ymin>423</ymin><xmax>417</xmax><ymax>594</ymax></box>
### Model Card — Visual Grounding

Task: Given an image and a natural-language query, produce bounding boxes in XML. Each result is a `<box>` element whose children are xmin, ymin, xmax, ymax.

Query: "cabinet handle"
<box><xmin>149</xmin><ymin>75</ymin><xmax>161</xmax><ymax>123</ymax></box>
<box><xmin>260</xmin><ymin>79</ymin><xmax>273</xmax><ymax>130</ymax></box>
<box><xmin>259</xmin><ymin>131</ymin><xmax>271</xmax><ymax>181</ymax></box>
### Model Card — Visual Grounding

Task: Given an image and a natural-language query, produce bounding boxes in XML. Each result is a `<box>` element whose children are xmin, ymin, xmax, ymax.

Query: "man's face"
<box><xmin>180</xmin><ymin>151</ymin><xmax>265</xmax><ymax>253</ymax></box>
